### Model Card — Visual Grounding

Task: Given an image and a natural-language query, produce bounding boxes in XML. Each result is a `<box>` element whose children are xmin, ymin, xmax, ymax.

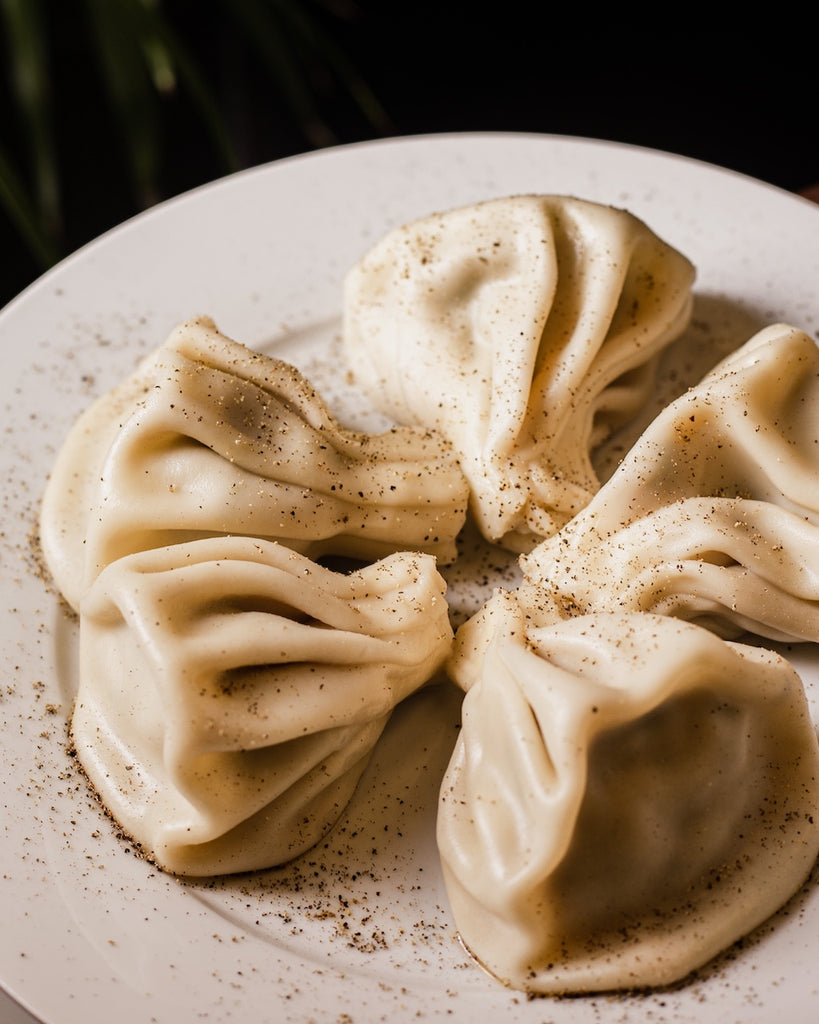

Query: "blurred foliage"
<box><xmin>0</xmin><ymin>0</ymin><xmax>390</xmax><ymax>303</ymax></box>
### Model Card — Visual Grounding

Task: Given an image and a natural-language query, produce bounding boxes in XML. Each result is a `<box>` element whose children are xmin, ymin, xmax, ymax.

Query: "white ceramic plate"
<box><xmin>3</xmin><ymin>133</ymin><xmax>819</xmax><ymax>1024</ymax></box>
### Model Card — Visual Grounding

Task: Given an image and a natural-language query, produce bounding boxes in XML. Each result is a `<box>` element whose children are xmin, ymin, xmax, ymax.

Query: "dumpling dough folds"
<box><xmin>40</xmin><ymin>315</ymin><xmax>469</xmax><ymax>612</ymax></box>
<box><xmin>437</xmin><ymin>611</ymin><xmax>819</xmax><ymax>994</ymax></box>
<box><xmin>514</xmin><ymin>323</ymin><xmax>819</xmax><ymax>643</ymax></box>
<box><xmin>72</xmin><ymin>536</ymin><xmax>454</xmax><ymax>876</ymax></box>
<box><xmin>343</xmin><ymin>194</ymin><xmax>695</xmax><ymax>550</ymax></box>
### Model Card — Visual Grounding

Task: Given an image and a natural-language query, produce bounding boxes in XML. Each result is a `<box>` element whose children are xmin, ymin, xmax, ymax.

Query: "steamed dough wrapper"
<box><xmin>437</xmin><ymin>612</ymin><xmax>819</xmax><ymax>994</ymax></box>
<box><xmin>40</xmin><ymin>315</ymin><xmax>469</xmax><ymax>612</ymax></box>
<box><xmin>511</xmin><ymin>323</ymin><xmax>819</xmax><ymax>643</ymax></box>
<box><xmin>72</xmin><ymin>536</ymin><xmax>453</xmax><ymax>876</ymax></box>
<box><xmin>452</xmin><ymin>323</ymin><xmax>819</xmax><ymax>682</ymax></box>
<box><xmin>343</xmin><ymin>194</ymin><xmax>695</xmax><ymax>551</ymax></box>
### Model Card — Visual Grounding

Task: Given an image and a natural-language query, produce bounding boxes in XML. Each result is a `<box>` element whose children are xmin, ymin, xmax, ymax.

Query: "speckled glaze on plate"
<box><xmin>2</xmin><ymin>133</ymin><xmax>819</xmax><ymax>1024</ymax></box>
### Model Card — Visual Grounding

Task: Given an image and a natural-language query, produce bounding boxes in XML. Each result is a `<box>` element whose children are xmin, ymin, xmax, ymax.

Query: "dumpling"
<box><xmin>512</xmin><ymin>323</ymin><xmax>819</xmax><ymax>643</ymax></box>
<box><xmin>343</xmin><ymin>194</ymin><xmax>695</xmax><ymax>551</ymax></box>
<box><xmin>437</xmin><ymin>611</ymin><xmax>819</xmax><ymax>994</ymax></box>
<box><xmin>40</xmin><ymin>315</ymin><xmax>469</xmax><ymax>612</ymax></box>
<box><xmin>72</xmin><ymin>535</ymin><xmax>454</xmax><ymax>876</ymax></box>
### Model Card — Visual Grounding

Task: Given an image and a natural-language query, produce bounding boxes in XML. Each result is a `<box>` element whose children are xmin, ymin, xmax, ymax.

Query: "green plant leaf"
<box><xmin>217</xmin><ymin>0</ymin><xmax>391</xmax><ymax>148</ymax></box>
<box><xmin>82</xmin><ymin>0</ymin><xmax>165</xmax><ymax>207</ymax></box>
<box><xmin>218</xmin><ymin>0</ymin><xmax>331</xmax><ymax>146</ymax></box>
<box><xmin>1</xmin><ymin>0</ymin><xmax>62</xmax><ymax>248</ymax></box>
<box><xmin>0</xmin><ymin>0</ymin><xmax>389</xmax><ymax>297</ymax></box>
<box><xmin>137</xmin><ymin>6</ymin><xmax>241</xmax><ymax>174</ymax></box>
<box><xmin>274</xmin><ymin>0</ymin><xmax>391</xmax><ymax>136</ymax></box>
<box><xmin>0</xmin><ymin>143</ymin><xmax>60</xmax><ymax>268</ymax></box>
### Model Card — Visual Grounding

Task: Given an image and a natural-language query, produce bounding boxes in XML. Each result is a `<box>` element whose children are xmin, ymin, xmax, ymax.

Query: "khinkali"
<box><xmin>451</xmin><ymin>323</ymin><xmax>819</xmax><ymax>678</ymax></box>
<box><xmin>516</xmin><ymin>323</ymin><xmax>819</xmax><ymax>642</ymax></box>
<box><xmin>40</xmin><ymin>315</ymin><xmax>468</xmax><ymax>612</ymax></box>
<box><xmin>72</xmin><ymin>535</ymin><xmax>453</xmax><ymax>876</ymax></box>
<box><xmin>437</xmin><ymin>611</ymin><xmax>819</xmax><ymax>994</ymax></box>
<box><xmin>343</xmin><ymin>194</ymin><xmax>695</xmax><ymax>551</ymax></box>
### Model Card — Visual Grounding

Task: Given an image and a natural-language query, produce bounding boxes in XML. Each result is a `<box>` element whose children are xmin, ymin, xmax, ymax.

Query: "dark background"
<box><xmin>1</xmin><ymin>4</ymin><xmax>816</xmax><ymax>311</ymax></box>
